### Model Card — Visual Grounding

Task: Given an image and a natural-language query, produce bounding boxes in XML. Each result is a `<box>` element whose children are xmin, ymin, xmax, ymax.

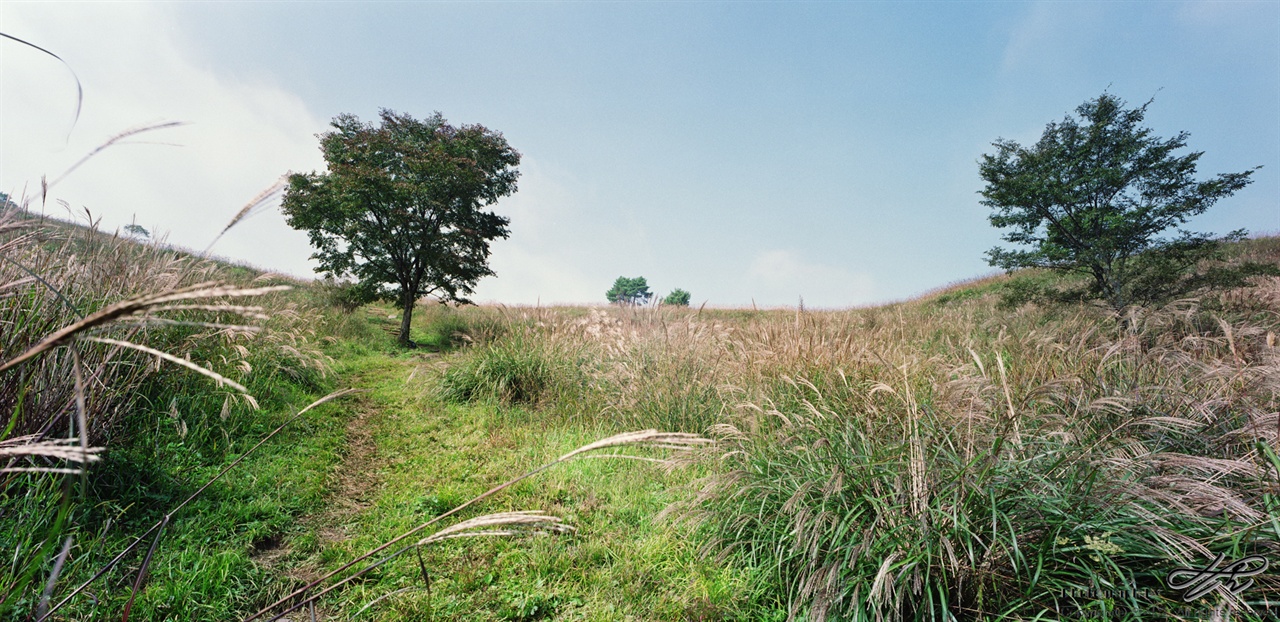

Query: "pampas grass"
<box><xmin>410</xmin><ymin>260</ymin><xmax>1280</xmax><ymax>620</ymax></box>
<box><xmin>203</xmin><ymin>177</ymin><xmax>288</xmax><ymax>255</ymax></box>
<box><xmin>1</xmin><ymin>198</ymin><xmax>330</xmax><ymax>618</ymax></box>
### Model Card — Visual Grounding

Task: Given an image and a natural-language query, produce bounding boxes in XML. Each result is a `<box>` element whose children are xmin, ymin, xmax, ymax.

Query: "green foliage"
<box><xmin>931</xmin><ymin>281</ymin><xmax>1004</xmax><ymax>307</ymax></box>
<box><xmin>980</xmin><ymin>92</ymin><xmax>1273</xmax><ymax>312</ymax></box>
<box><xmin>661</xmin><ymin>288</ymin><xmax>691</xmax><ymax>306</ymax></box>
<box><xmin>410</xmin><ymin>303</ymin><xmax>506</xmax><ymax>352</ymax></box>
<box><xmin>995</xmin><ymin>269</ymin><xmax>1092</xmax><ymax>310</ymax></box>
<box><xmin>318</xmin><ymin>276</ymin><xmax>378</xmax><ymax>313</ymax></box>
<box><xmin>437</xmin><ymin>335</ymin><xmax>577</xmax><ymax>405</ymax></box>
<box><xmin>605</xmin><ymin>276</ymin><xmax>651</xmax><ymax>306</ymax></box>
<box><xmin>282</xmin><ymin>109</ymin><xmax>521</xmax><ymax>346</ymax></box>
<box><xmin>502</xmin><ymin>585</ymin><xmax>564</xmax><ymax>621</ymax></box>
<box><xmin>122</xmin><ymin>223</ymin><xmax>149</xmax><ymax>239</ymax></box>
<box><xmin>0</xmin><ymin>211</ymin><xmax>346</xmax><ymax>620</ymax></box>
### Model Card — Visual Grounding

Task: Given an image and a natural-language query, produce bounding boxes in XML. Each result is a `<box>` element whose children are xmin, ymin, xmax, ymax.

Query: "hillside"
<box><xmin>4</xmin><ymin>212</ymin><xmax>1280</xmax><ymax>620</ymax></box>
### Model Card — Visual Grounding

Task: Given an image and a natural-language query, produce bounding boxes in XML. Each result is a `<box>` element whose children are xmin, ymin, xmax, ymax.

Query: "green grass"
<box><xmin>9</xmin><ymin>293</ymin><xmax>768</xmax><ymax>620</ymax></box>
<box><xmin>9</xmin><ymin>217</ymin><xmax>1280</xmax><ymax>621</ymax></box>
<box><xmin>437</xmin><ymin>334</ymin><xmax>581</xmax><ymax>406</ymax></box>
<box><xmin>272</xmin><ymin>344</ymin><xmax>775</xmax><ymax>621</ymax></box>
<box><xmin>4</xmin><ymin>345</ymin><xmax>351</xmax><ymax>619</ymax></box>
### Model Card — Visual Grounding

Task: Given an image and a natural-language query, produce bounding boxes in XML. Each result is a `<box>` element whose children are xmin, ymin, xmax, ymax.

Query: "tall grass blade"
<box><xmin>203</xmin><ymin>178</ymin><xmax>287</xmax><ymax>255</ymax></box>
<box><xmin>0</xmin><ymin>32</ymin><xmax>82</xmax><ymax>143</ymax></box>
<box><xmin>120</xmin><ymin>516</ymin><xmax>168</xmax><ymax>622</ymax></box>
<box><xmin>35</xmin><ymin>536</ymin><xmax>72</xmax><ymax>619</ymax></box>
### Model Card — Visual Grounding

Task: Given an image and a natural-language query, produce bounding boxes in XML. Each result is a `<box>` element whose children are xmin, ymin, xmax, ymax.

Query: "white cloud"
<box><xmin>0</xmin><ymin>3</ymin><xmax>327</xmax><ymax>278</ymax></box>
<box><xmin>476</xmin><ymin>242</ymin><xmax>601</xmax><ymax>305</ymax></box>
<box><xmin>743</xmin><ymin>250</ymin><xmax>875</xmax><ymax>309</ymax></box>
<box><xmin>472</xmin><ymin>157</ymin><xmax>603</xmax><ymax>304</ymax></box>
<box><xmin>999</xmin><ymin>3</ymin><xmax>1105</xmax><ymax>75</ymax></box>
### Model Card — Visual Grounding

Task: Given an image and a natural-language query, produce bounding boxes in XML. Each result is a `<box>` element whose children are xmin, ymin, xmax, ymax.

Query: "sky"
<box><xmin>1</xmin><ymin>1</ymin><xmax>1277</xmax><ymax>308</ymax></box>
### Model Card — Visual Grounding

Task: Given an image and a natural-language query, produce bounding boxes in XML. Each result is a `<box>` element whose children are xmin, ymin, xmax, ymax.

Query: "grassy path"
<box><xmin>271</xmin><ymin>347</ymin><xmax>774</xmax><ymax>621</ymax></box>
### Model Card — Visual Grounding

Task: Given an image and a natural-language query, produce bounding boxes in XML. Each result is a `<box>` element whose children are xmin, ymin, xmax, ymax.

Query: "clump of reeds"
<box><xmin>437</xmin><ymin>330</ymin><xmax>584</xmax><ymax>406</ymax></box>
<box><xmin>689</xmin><ymin>294</ymin><xmax>1280</xmax><ymax>619</ymax></box>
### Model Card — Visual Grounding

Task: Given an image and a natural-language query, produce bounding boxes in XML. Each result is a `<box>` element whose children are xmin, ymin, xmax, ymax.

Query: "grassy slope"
<box><xmin>280</xmin><ymin>307</ymin><xmax>774</xmax><ymax>621</ymax></box>
<box><xmin>0</xmin><ymin>211</ymin><xmax>350</xmax><ymax>619</ymax></box>
<box><xmin>11</xmin><ymin>227</ymin><xmax>1280</xmax><ymax>620</ymax></box>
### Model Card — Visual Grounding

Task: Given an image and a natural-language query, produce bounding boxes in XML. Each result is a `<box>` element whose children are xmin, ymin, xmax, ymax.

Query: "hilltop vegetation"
<box><xmin>4</xmin><ymin>208</ymin><xmax>1280</xmax><ymax>620</ymax></box>
<box><xmin>428</xmin><ymin>236</ymin><xmax>1280</xmax><ymax>620</ymax></box>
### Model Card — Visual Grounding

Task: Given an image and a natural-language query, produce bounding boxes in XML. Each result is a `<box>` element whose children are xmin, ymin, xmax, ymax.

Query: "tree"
<box><xmin>123</xmin><ymin>223</ymin><xmax>149</xmax><ymax>239</ymax></box>
<box><xmin>282</xmin><ymin>109</ymin><xmax>520</xmax><ymax>346</ymax></box>
<box><xmin>979</xmin><ymin>93</ymin><xmax>1271</xmax><ymax>313</ymax></box>
<box><xmin>661</xmin><ymin>288</ymin><xmax>691</xmax><ymax>306</ymax></box>
<box><xmin>606</xmin><ymin>276</ymin><xmax>652</xmax><ymax>305</ymax></box>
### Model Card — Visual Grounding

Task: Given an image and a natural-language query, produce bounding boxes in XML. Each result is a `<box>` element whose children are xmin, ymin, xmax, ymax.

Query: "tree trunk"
<box><xmin>399</xmin><ymin>297</ymin><xmax>415</xmax><ymax>347</ymax></box>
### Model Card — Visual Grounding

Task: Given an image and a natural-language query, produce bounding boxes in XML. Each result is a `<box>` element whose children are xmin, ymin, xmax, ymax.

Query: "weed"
<box><xmin>438</xmin><ymin>333</ymin><xmax>579</xmax><ymax>406</ymax></box>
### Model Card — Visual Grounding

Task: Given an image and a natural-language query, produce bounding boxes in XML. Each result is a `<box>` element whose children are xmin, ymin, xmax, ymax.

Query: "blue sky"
<box><xmin>2</xmin><ymin>2</ymin><xmax>1277</xmax><ymax>307</ymax></box>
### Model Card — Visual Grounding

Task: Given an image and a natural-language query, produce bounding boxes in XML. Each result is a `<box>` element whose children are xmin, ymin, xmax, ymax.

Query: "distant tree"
<box><xmin>980</xmin><ymin>92</ymin><xmax>1274</xmax><ymax>314</ymax></box>
<box><xmin>282</xmin><ymin>109</ymin><xmax>520</xmax><ymax>346</ymax></box>
<box><xmin>661</xmin><ymin>288</ymin><xmax>691</xmax><ymax>306</ymax></box>
<box><xmin>123</xmin><ymin>223</ymin><xmax>150</xmax><ymax>239</ymax></box>
<box><xmin>606</xmin><ymin>276</ymin><xmax>652</xmax><ymax>306</ymax></box>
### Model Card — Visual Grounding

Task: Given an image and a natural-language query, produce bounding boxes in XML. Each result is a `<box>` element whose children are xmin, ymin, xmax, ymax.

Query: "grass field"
<box><xmin>4</xmin><ymin>210</ymin><xmax>1280</xmax><ymax>620</ymax></box>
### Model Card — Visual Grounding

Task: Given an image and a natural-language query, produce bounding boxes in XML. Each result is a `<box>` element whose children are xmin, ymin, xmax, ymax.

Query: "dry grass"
<box><xmin>427</xmin><ymin>255</ymin><xmax>1280</xmax><ymax>620</ymax></box>
<box><xmin>0</xmin><ymin>207</ymin><xmax>325</xmax><ymax>444</ymax></box>
<box><xmin>5</xmin><ymin>155</ymin><xmax>1275</xmax><ymax>619</ymax></box>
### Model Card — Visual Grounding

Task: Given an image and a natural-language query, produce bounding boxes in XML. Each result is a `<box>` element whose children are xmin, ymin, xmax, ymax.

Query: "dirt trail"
<box><xmin>254</xmin><ymin>355</ymin><xmax>440</xmax><ymax>588</ymax></box>
<box><xmin>249</xmin><ymin>357</ymin><xmax>417</xmax><ymax>619</ymax></box>
<box><xmin>315</xmin><ymin>389</ymin><xmax>383</xmax><ymax>542</ymax></box>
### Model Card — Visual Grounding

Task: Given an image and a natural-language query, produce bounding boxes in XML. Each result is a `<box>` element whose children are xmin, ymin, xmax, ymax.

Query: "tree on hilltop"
<box><xmin>979</xmin><ymin>92</ymin><xmax>1274</xmax><ymax>313</ymax></box>
<box><xmin>606</xmin><ymin>276</ymin><xmax>652</xmax><ymax>306</ymax></box>
<box><xmin>282</xmin><ymin>109</ymin><xmax>520</xmax><ymax>346</ymax></box>
<box><xmin>123</xmin><ymin>223</ymin><xmax>150</xmax><ymax>239</ymax></box>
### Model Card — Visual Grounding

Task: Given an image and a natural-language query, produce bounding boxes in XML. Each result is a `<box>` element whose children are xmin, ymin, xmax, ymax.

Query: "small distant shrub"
<box><xmin>995</xmin><ymin>270</ymin><xmax>1088</xmax><ymax>310</ymax></box>
<box><xmin>932</xmin><ymin>281</ymin><xmax>1003</xmax><ymax>306</ymax></box>
<box><xmin>661</xmin><ymin>288</ymin><xmax>691</xmax><ymax>307</ymax></box>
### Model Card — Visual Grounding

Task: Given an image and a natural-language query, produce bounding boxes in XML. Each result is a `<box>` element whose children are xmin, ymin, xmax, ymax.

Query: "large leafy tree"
<box><xmin>606</xmin><ymin>276</ymin><xmax>652</xmax><ymax>306</ymax></box>
<box><xmin>283</xmin><ymin>109</ymin><xmax>520</xmax><ymax>346</ymax></box>
<box><xmin>979</xmin><ymin>93</ymin><xmax>1270</xmax><ymax>313</ymax></box>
